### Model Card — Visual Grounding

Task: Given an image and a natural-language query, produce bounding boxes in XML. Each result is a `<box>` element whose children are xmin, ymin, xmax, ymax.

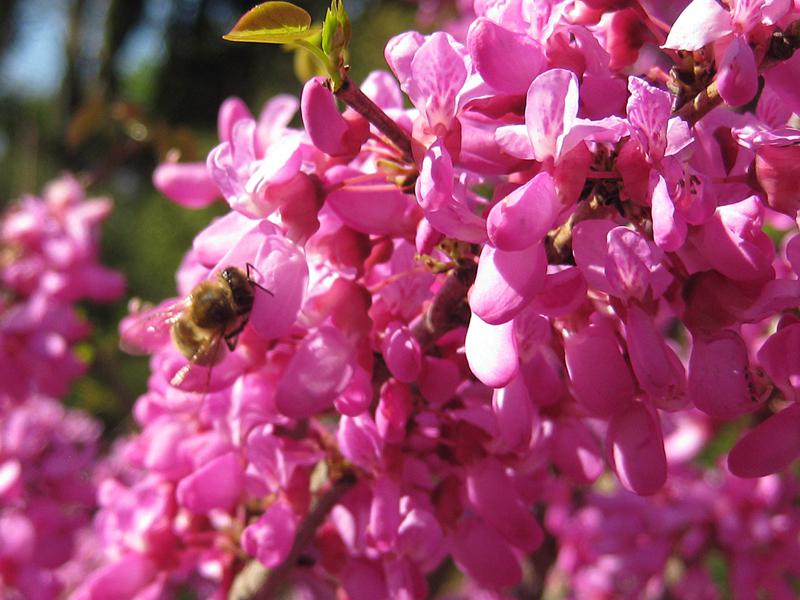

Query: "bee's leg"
<box><xmin>246</xmin><ymin>262</ymin><xmax>274</xmax><ymax>296</ymax></box>
<box><xmin>223</xmin><ymin>315</ymin><xmax>250</xmax><ymax>350</ymax></box>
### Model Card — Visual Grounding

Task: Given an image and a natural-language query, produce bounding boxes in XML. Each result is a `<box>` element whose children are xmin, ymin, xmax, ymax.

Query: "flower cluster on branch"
<box><xmin>33</xmin><ymin>0</ymin><xmax>800</xmax><ymax>598</ymax></box>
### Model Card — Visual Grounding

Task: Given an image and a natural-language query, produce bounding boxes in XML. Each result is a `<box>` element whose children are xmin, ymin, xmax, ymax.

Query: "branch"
<box><xmin>411</xmin><ymin>262</ymin><xmax>476</xmax><ymax>349</ymax></box>
<box><xmin>676</xmin><ymin>80</ymin><xmax>722</xmax><ymax>125</ymax></box>
<box><xmin>334</xmin><ymin>78</ymin><xmax>415</xmax><ymax>164</ymax></box>
<box><xmin>228</xmin><ymin>470</ymin><xmax>357</xmax><ymax>600</ymax></box>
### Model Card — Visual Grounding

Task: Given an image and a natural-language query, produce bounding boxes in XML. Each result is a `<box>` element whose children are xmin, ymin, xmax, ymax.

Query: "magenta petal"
<box><xmin>382</xmin><ymin>322</ymin><xmax>422</xmax><ymax>383</ymax></box>
<box><xmin>410</xmin><ymin>32</ymin><xmax>467</xmax><ymax>130</ymax></box>
<box><xmin>192</xmin><ymin>211</ymin><xmax>259</xmax><ymax>268</ymax></box>
<box><xmin>605</xmin><ymin>226</ymin><xmax>660</xmax><ymax>301</ymax></box>
<box><xmin>301</xmin><ymin>77</ymin><xmax>366</xmax><ymax>156</ymax></box>
<box><xmin>466</xmin><ymin>458</ymin><xmax>543</xmax><ymax>552</ymax></box>
<box><xmin>551</xmin><ymin>418</ymin><xmax>604</xmax><ymax>484</ymax></box>
<box><xmin>717</xmin><ymin>36</ymin><xmax>758</xmax><ymax>107</ymax></box>
<box><xmin>728</xmin><ymin>403</ymin><xmax>800</xmax><ymax>477</ymax></box>
<box><xmin>470</xmin><ymin>243</ymin><xmax>546</xmax><ymax>325</ymax></box>
<box><xmin>756</xmin><ymin>323</ymin><xmax>800</xmax><ymax>403</ymax></box>
<box><xmin>218</xmin><ymin>96</ymin><xmax>252</xmax><ymax>142</ymax></box>
<box><xmin>486</xmin><ymin>172</ymin><xmax>559</xmax><ymax>251</ymax></box>
<box><xmin>341</xmin><ymin>559</ymin><xmax>388</xmax><ymax>600</ymax></box>
<box><xmin>525</xmin><ymin>68</ymin><xmax>578</xmax><ymax>162</ymax></box>
<box><xmin>492</xmin><ymin>374</ymin><xmax>534</xmax><ymax>453</ymax></box>
<box><xmin>241</xmin><ymin>499</ymin><xmax>296</xmax><ymax>567</ymax></box>
<box><xmin>176</xmin><ymin>451</ymin><xmax>244</xmax><ymax>512</ymax></box>
<box><xmin>688</xmin><ymin>330</ymin><xmax>762</xmax><ymax>418</ymax></box>
<box><xmin>651</xmin><ymin>174</ymin><xmax>686</xmax><ymax>251</ymax></box>
<box><xmin>465</xmin><ymin>313</ymin><xmax>518</xmax><ymax>388</ymax></box>
<box><xmin>467</xmin><ymin>18</ymin><xmax>545</xmax><ymax>95</ymax></box>
<box><xmin>327</xmin><ymin>183</ymin><xmax>413</xmax><ymax>236</ymax></box>
<box><xmin>626</xmin><ymin>76</ymin><xmax>672</xmax><ymax>162</ymax></box>
<box><xmin>415</xmin><ymin>142</ymin><xmax>487</xmax><ymax>243</ymax></box>
<box><xmin>528</xmin><ymin>267</ymin><xmax>587</xmax><ymax>318</ymax></box>
<box><xmin>397</xmin><ymin>508</ymin><xmax>444</xmax><ymax>567</ymax></box>
<box><xmin>248</xmin><ymin>235</ymin><xmax>308</xmax><ymax>340</ymax></box>
<box><xmin>275</xmin><ymin>326</ymin><xmax>354</xmax><ymax>419</ymax></box>
<box><xmin>495</xmin><ymin>124</ymin><xmax>535</xmax><ymax>159</ymax></box>
<box><xmin>564</xmin><ymin>324</ymin><xmax>636</xmax><ymax>417</ymax></box>
<box><xmin>572</xmin><ymin>219</ymin><xmax>616</xmax><ymax>294</ymax></box>
<box><xmin>152</xmin><ymin>162</ymin><xmax>219</xmax><ymax>208</ymax></box>
<box><xmin>338</xmin><ymin>414</ymin><xmax>383</xmax><ymax>471</ymax></box>
<box><xmin>376</xmin><ymin>381</ymin><xmax>412</xmax><ymax>443</ymax></box>
<box><xmin>607</xmin><ymin>402</ymin><xmax>667</xmax><ymax>495</ymax></box>
<box><xmin>384</xmin><ymin>31</ymin><xmax>425</xmax><ymax>94</ymax></box>
<box><xmin>626</xmin><ymin>305</ymin><xmax>687</xmax><ymax>411</ymax></box>
<box><xmin>368</xmin><ymin>476</ymin><xmax>401</xmax><ymax>552</ymax></box>
<box><xmin>787</xmin><ymin>234</ymin><xmax>800</xmax><ymax>276</ymax></box>
<box><xmin>361</xmin><ymin>70</ymin><xmax>403</xmax><ymax>109</ymax></box>
<box><xmin>256</xmin><ymin>94</ymin><xmax>299</xmax><ymax>152</ymax></box>
<box><xmin>452</xmin><ymin>516</ymin><xmax>522</xmax><ymax>590</ymax></box>
<box><xmin>73</xmin><ymin>554</ymin><xmax>157</xmax><ymax>600</ymax></box>
<box><xmin>698</xmin><ymin>196</ymin><xmax>774</xmax><ymax>281</ymax></box>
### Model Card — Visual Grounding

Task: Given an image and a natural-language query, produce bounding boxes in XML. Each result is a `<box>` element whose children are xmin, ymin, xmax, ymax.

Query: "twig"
<box><xmin>228</xmin><ymin>470</ymin><xmax>357</xmax><ymax>600</ymax></box>
<box><xmin>410</xmin><ymin>261</ymin><xmax>476</xmax><ymax>349</ymax></box>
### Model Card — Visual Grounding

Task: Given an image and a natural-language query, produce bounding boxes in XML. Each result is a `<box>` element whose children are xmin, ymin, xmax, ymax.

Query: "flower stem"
<box><xmin>334</xmin><ymin>77</ymin><xmax>414</xmax><ymax>164</ymax></box>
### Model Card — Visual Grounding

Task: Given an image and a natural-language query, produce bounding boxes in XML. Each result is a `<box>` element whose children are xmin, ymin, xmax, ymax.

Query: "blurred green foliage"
<box><xmin>0</xmin><ymin>0</ymin><xmax>420</xmax><ymax>432</ymax></box>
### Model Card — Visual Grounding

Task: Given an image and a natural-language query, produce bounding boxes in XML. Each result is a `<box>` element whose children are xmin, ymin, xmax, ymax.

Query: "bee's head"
<box><xmin>220</xmin><ymin>266</ymin><xmax>254</xmax><ymax>314</ymax></box>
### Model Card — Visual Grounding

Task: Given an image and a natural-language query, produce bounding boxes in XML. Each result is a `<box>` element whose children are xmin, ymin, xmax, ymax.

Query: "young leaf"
<box><xmin>322</xmin><ymin>0</ymin><xmax>351</xmax><ymax>59</ymax></box>
<box><xmin>223</xmin><ymin>1</ymin><xmax>314</xmax><ymax>44</ymax></box>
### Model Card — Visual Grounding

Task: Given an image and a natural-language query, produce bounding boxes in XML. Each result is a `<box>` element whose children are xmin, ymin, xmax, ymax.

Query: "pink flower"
<box><xmin>241</xmin><ymin>499</ymin><xmax>297</xmax><ymax>567</ymax></box>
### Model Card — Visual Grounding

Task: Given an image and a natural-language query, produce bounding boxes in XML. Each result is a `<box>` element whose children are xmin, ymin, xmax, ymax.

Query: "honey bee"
<box><xmin>120</xmin><ymin>264</ymin><xmax>270</xmax><ymax>387</ymax></box>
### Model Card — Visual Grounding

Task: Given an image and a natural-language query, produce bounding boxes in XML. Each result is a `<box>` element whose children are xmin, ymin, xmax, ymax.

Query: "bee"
<box><xmin>120</xmin><ymin>264</ymin><xmax>270</xmax><ymax>387</ymax></box>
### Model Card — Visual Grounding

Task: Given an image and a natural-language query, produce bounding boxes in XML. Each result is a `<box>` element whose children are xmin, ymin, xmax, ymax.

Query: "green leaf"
<box><xmin>321</xmin><ymin>0</ymin><xmax>350</xmax><ymax>59</ymax></box>
<box><xmin>223</xmin><ymin>1</ymin><xmax>314</xmax><ymax>44</ymax></box>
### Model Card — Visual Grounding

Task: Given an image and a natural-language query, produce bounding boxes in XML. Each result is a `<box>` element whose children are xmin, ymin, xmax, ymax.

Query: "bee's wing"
<box><xmin>119</xmin><ymin>297</ymin><xmax>188</xmax><ymax>355</ymax></box>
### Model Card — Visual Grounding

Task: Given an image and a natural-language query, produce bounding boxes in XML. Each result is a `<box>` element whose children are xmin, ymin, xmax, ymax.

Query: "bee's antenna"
<box><xmin>246</xmin><ymin>262</ymin><xmax>274</xmax><ymax>296</ymax></box>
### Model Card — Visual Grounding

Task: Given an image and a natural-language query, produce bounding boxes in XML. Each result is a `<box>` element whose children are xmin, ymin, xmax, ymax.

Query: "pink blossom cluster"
<box><xmin>0</xmin><ymin>397</ymin><xmax>102</xmax><ymax>599</ymax></box>
<box><xmin>1</xmin><ymin>175</ymin><xmax>125</xmax><ymax>401</ymax></box>
<box><xmin>85</xmin><ymin>0</ymin><xmax>800</xmax><ymax>597</ymax></box>
<box><xmin>0</xmin><ymin>176</ymin><xmax>124</xmax><ymax>598</ymax></box>
<box><xmin>547</xmin><ymin>433</ymin><xmax>800</xmax><ymax>600</ymax></box>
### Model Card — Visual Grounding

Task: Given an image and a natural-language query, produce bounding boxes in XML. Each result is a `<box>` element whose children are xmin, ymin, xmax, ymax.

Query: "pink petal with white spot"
<box><xmin>465</xmin><ymin>314</ymin><xmax>518</xmax><ymax>388</ymax></box>
<box><xmin>663</xmin><ymin>0</ymin><xmax>733</xmax><ymax>50</ymax></box>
